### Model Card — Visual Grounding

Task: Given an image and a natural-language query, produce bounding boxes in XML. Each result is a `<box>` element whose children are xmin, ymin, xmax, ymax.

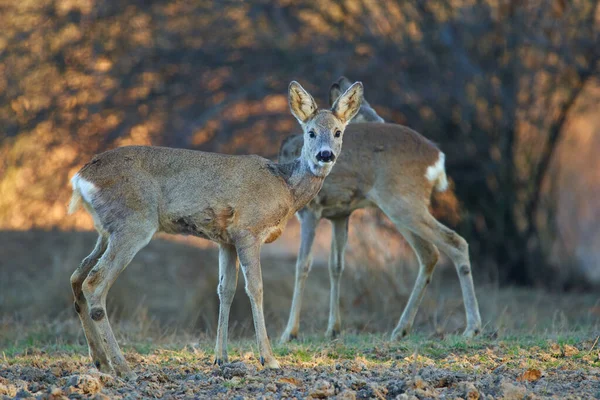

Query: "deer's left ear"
<box><xmin>331</xmin><ymin>82</ymin><xmax>363</xmax><ymax>124</ymax></box>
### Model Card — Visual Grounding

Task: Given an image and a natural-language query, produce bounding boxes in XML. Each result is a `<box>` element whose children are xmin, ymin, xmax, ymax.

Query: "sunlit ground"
<box><xmin>2</xmin><ymin>327</ymin><xmax>599</xmax><ymax>399</ymax></box>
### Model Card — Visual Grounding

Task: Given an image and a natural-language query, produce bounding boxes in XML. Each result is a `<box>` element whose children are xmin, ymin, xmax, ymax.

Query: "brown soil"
<box><xmin>2</xmin><ymin>338</ymin><xmax>599</xmax><ymax>399</ymax></box>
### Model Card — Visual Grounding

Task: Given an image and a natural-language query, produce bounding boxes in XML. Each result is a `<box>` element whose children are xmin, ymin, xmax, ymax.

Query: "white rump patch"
<box><xmin>71</xmin><ymin>173</ymin><xmax>98</xmax><ymax>204</ymax></box>
<box><xmin>425</xmin><ymin>152</ymin><xmax>448</xmax><ymax>192</ymax></box>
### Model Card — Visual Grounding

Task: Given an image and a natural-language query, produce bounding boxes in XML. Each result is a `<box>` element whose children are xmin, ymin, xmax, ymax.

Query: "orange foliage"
<box><xmin>0</xmin><ymin>0</ymin><xmax>598</xmax><ymax>286</ymax></box>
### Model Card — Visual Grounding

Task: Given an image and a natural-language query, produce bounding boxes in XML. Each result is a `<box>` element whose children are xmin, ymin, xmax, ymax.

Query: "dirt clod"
<box><xmin>220</xmin><ymin>362</ymin><xmax>248</xmax><ymax>380</ymax></box>
<box><xmin>309</xmin><ymin>379</ymin><xmax>335</xmax><ymax>398</ymax></box>
<box><xmin>66</xmin><ymin>374</ymin><xmax>102</xmax><ymax>395</ymax></box>
<box><xmin>459</xmin><ymin>381</ymin><xmax>480</xmax><ymax>400</ymax></box>
<box><xmin>0</xmin><ymin>382</ymin><xmax>17</xmax><ymax>397</ymax></box>
<box><xmin>500</xmin><ymin>379</ymin><xmax>528</xmax><ymax>400</ymax></box>
<box><xmin>395</xmin><ymin>394</ymin><xmax>419</xmax><ymax>400</ymax></box>
<box><xmin>386</xmin><ymin>379</ymin><xmax>406</xmax><ymax>397</ymax></box>
<box><xmin>336</xmin><ymin>389</ymin><xmax>357</xmax><ymax>400</ymax></box>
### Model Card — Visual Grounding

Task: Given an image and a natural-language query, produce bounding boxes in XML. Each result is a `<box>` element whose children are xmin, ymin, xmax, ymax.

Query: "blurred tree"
<box><xmin>1</xmin><ymin>0</ymin><xmax>598</xmax><ymax>287</ymax></box>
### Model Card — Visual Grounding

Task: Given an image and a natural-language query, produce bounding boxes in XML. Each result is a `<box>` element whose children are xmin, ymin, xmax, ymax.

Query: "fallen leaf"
<box><xmin>550</xmin><ymin>343</ymin><xmax>562</xmax><ymax>357</ymax></box>
<box><xmin>518</xmin><ymin>368</ymin><xmax>542</xmax><ymax>382</ymax></box>
<box><xmin>564</xmin><ymin>344</ymin><xmax>579</xmax><ymax>356</ymax></box>
<box><xmin>467</xmin><ymin>390</ymin><xmax>480</xmax><ymax>400</ymax></box>
<box><xmin>278</xmin><ymin>376</ymin><xmax>301</xmax><ymax>386</ymax></box>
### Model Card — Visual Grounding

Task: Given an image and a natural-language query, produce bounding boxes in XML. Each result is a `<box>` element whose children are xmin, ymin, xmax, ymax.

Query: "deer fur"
<box><xmin>279</xmin><ymin>77</ymin><xmax>481</xmax><ymax>343</ymax></box>
<box><xmin>68</xmin><ymin>80</ymin><xmax>364</xmax><ymax>379</ymax></box>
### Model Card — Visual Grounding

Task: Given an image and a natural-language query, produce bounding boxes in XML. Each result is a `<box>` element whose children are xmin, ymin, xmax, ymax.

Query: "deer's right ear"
<box><xmin>331</xmin><ymin>81</ymin><xmax>363</xmax><ymax>124</ymax></box>
<box><xmin>289</xmin><ymin>81</ymin><xmax>318</xmax><ymax>124</ymax></box>
<box><xmin>328</xmin><ymin>83</ymin><xmax>342</xmax><ymax>108</ymax></box>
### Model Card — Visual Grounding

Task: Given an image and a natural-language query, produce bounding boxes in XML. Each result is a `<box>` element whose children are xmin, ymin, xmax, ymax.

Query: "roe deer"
<box><xmin>279</xmin><ymin>77</ymin><xmax>481</xmax><ymax>343</ymax></box>
<box><xmin>68</xmin><ymin>80</ymin><xmax>364</xmax><ymax>379</ymax></box>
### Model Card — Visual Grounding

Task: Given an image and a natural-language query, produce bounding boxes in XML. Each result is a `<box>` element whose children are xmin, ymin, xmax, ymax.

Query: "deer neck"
<box><xmin>277</xmin><ymin>157</ymin><xmax>325</xmax><ymax>212</ymax></box>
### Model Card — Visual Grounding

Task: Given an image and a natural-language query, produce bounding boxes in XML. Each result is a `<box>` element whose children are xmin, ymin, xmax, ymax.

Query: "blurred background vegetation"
<box><xmin>1</xmin><ymin>0</ymin><xmax>600</xmax><ymax>338</ymax></box>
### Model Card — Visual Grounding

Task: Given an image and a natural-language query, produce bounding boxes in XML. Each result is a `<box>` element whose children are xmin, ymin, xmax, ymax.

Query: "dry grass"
<box><xmin>1</xmin><ymin>229</ymin><xmax>599</xmax><ymax>346</ymax></box>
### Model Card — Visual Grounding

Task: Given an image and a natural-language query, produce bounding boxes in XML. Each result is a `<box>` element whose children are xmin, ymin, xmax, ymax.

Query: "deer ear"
<box><xmin>336</xmin><ymin>76</ymin><xmax>352</xmax><ymax>91</ymax></box>
<box><xmin>289</xmin><ymin>81</ymin><xmax>318</xmax><ymax>123</ymax></box>
<box><xmin>328</xmin><ymin>83</ymin><xmax>342</xmax><ymax>107</ymax></box>
<box><xmin>330</xmin><ymin>76</ymin><xmax>353</xmax><ymax>106</ymax></box>
<box><xmin>358</xmin><ymin>96</ymin><xmax>385</xmax><ymax>123</ymax></box>
<box><xmin>331</xmin><ymin>81</ymin><xmax>363</xmax><ymax>124</ymax></box>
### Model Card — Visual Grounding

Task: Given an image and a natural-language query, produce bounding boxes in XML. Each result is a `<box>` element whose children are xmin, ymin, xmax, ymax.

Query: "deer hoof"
<box><xmin>325</xmin><ymin>329</ymin><xmax>339</xmax><ymax>339</ymax></box>
<box><xmin>279</xmin><ymin>331</ymin><xmax>298</xmax><ymax>344</ymax></box>
<box><xmin>260</xmin><ymin>356</ymin><xmax>280</xmax><ymax>369</ymax></box>
<box><xmin>214</xmin><ymin>357</ymin><xmax>228</xmax><ymax>366</ymax></box>
<box><xmin>390</xmin><ymin>326</ymin><xmax>411</xmax><ymax>341</ymax></box>
<box><xmin>463</xmin><ymin>326</ymin><xmax>481</xmax><ymax>338</ymax></box>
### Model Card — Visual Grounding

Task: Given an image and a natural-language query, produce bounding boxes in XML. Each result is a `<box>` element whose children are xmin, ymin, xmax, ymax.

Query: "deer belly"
<box><xmin>161</xmin><ymin>206</ymin><xmax>236</xmax><ymax>244</ymax></box>
<box><xmin>317</xmin><ymin>192</ymin><xmax>374</xmax><ymax>219</ymax></box>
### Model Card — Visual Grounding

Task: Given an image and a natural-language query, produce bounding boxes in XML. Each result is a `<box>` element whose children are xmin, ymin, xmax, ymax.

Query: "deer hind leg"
<box><xmin>214</xmin><ymin>244</ymin><xmax>239</xmax><ymax>366</ymax></box>
<box><xmin>82</xmin><ymin>227</ymin><xmax>155</xmax><ymax>380</ymax></box>
<box><xmin>280</xmin><ymin>209</ymin><xmax>318</xmax><ymax>343</ymax></box>
<box><xmin>391</xmin><ymin>229</ymin><xmax>439</xmax><ymax>340</ymax></box>
<box><xmin>71</xmin><ymin>234</ymin><xmax>112</xmax><ymax>373</ymax></box>
<box><xmin>325</xmin><ymin>216</ymin><xmax>349</xmax><ymax>339</ymax></box>
<box><xmin>400</xmin><ymin>210</ymin><xmax>482</xmax><ymax>337</ymax></box>
<box><xmin>237</xmin><ymin>241</ymin><xmax>280</xmax><ymax>369</ymax></box>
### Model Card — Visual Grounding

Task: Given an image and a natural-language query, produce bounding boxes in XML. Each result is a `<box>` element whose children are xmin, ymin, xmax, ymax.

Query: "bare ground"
<box><xmin>1</xmin><ymin>333</ymin><xmax>600</xmax><ymax>399</ymax></box>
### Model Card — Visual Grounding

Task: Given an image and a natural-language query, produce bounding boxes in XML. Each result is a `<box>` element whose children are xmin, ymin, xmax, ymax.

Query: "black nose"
<box><xmin>316</xmin><ymin>150</ymin><xmax>335</xmax><ymax>163</ymax></box>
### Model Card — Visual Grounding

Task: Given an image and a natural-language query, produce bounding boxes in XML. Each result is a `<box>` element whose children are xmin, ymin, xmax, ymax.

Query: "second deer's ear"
<box><xmin>289</xmin><ymin>81</ymin><xmax>318</xmax><ymax>124</ymax></box>
<box><xmin>331</xmin><ymin>82</ymin><xmax>363</xmax><ymax>124</ymax></box>
<box><xmin>336</xmin><ymin>76</ymin><xmax>352</xmax><ymax>91</ymax></box>
<box><xmin>328</xmin><ymin>83</ymin><xmax>342</xmax><ymax>108</ymax></box>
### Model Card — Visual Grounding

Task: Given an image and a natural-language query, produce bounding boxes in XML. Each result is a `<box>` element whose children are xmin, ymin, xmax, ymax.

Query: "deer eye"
<box><xmin>308</xmin><ymin>130</ymin><xmax>316</xmax><ymax>139</ymax></box>
<box><xmin>334</xmin><ymin>130</ymin><xmax>341</xmax><ymax>138</ymax></box>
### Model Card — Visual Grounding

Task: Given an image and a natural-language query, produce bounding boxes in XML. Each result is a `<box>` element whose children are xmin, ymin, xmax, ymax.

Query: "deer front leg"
<box><xmin>325</xmin><ymin>216</ymin><xmax>349</xmax><ymax>339</ymax></box>
<box><xmin>214</xmin><ymin>244</ymin><xmax>239</xmax><ymax>366</ymax></box>
<box><xmin>391</xmin><ymin>229</ymin><xmax>439</xmax><ymax>340</ymax></box>
<box><xmin>280</xmin><ymin>209</ymin><xmax>318</xmax><ymax>343</ymax></box>
<box><xmin>236</xmin><ymin>240</ymin><xmax>280</xmax><ymax>369</ymax></box>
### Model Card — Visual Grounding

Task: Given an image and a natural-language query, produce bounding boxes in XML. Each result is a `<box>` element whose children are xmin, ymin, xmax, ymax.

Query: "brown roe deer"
<box><xmin>279</xmin><ymin>77</ymin><xmax>481</xmax><ymax>343</ymax></box>
<box><xmin>68</xmin><ymin>80</ymin><xmax>364</xmax><ymax>379</ymax></box>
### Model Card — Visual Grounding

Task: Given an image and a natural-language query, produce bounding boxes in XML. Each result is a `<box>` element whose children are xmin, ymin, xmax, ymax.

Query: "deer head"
<box><xmin>288</xmin><ymin>80</ymin><xmax>363</xmax><ymax>177</ymax></box>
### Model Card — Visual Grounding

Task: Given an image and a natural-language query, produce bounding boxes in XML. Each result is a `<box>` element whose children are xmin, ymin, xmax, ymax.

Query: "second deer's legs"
<box><xmin>214</xmin><ymin>244</ymin><xmax>239</xmax><ymax>365</ymax></box>
<box><xmin>325</xmin><ymin>216</ymin><xmax>349</xmax><ymax>339</ymax></box>
<box><xmin>381</xmin><ymin>200</ymin><xmax>482</xmax><ymax>338</ymax></box>
<box><xmin>82</xmin><ymin>228</ymin><xmax>154</xmax><ymax>380</ymax></box>
<box><xmin>280</xmin><ymin>209</ymin><xmax>318</xmax><ymax>343</ymax></box>
<box><xmin>391</xmin><ymin>229</ymin><xmax>439</xmax><ymax>340</ymax></box>
<box><xmin>237</xmin><ymin>241</ymin><xmax>280</xmax><ymax>369</ymax></box>
<box><xmin>406</xmin><ymin>212</ymin><xmax>481</xmax><ymax>337</ymax></box>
